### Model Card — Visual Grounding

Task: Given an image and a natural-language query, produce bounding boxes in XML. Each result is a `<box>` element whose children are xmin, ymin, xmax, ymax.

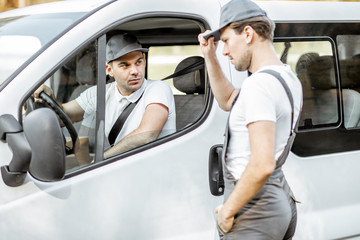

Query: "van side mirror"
<box><xmin>23</xmin><ymin>108</ymin><xmax>66</xmax><ymax>182</ymax></box>
<box><xmin>0</xmin><ymin>108</ymin><xmax>65</xmax><ymax>187</ymax></box>
<box><xmin>208</xmin><ymin>144</ymin><xmax>224</xmax><ymax>196</ymax></box>
<box><xmin>0</xmin><ymin>115</ymin><xmax>31</xmax><ymax>187</ymax></box>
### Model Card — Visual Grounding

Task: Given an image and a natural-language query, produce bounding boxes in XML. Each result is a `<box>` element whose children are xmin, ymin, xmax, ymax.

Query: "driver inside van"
<box><xmin>34</xmin><ymin>33</ymin><xmax>176</xmax><ymax>159</ymax></box>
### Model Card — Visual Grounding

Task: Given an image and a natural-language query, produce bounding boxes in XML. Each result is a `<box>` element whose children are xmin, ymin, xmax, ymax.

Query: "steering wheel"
<box><xmin>39</xmin><ymin>92</ymin><xmax>78</xmax><ymax>154</ymax></box>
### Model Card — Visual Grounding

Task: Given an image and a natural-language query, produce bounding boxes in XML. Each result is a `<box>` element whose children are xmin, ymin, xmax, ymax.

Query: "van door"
<box><xmin>0</xmin><ymin>5</ymin><xmax>227</xmax><ymax>239</ymax></box>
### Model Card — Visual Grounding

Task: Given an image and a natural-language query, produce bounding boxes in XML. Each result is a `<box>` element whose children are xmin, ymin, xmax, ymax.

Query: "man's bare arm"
<box><xmin>198</xmin><ymin>32</ymin><xmax>240</xmax><ymax>111</ymax></box>
<box><xmin>62</xmin><ymin>101</ymin><xmax>84</xmax><ymax>123</ymax></box>
<box><xmin>104</xmin><ymin>103</ymin><xmax>169</xmax><ymax>158</ymax></box>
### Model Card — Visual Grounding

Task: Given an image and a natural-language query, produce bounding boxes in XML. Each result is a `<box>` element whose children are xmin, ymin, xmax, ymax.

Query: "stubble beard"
<box><xmin>234</xmin><ymin>49</ymin><xmax>251</xmax><ymax>72</ymax></box>
<box><xmin>117</xmin><ymin>74</ymin><xmax>143</xmax><ymax>96</ymax></box>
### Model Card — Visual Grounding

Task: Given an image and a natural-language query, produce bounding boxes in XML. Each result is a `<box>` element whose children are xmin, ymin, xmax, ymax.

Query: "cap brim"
<box><xmin>123</xmin><ymin>47</ymin><xmax>149</xmax><ymax>56</ymax></box>
<box><xmin>133</xmin><ymin>48</ymin><xmax>149</xmax><ymax>54</ymax></box>
<box><xmin>203</xmin><ymin>29</ymin><xmax>221</xmax><ymax>41</ymax></box>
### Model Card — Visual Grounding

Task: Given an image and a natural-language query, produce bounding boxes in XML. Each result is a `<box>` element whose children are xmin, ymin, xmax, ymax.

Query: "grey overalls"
<box><xmin>218</xmin><ymin>70</ymin><xmax>299</xmax><ymax>240</ymax></box>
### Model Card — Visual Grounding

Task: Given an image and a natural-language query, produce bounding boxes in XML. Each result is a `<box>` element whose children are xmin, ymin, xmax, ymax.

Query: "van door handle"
<box><xmin>208</xmin><ymin>144</ymin><xmax>224</xmax><ymax>196</ymax></box>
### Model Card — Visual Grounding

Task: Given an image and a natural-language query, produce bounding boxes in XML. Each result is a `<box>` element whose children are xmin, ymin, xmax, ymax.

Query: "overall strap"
<box><xmin>260</xmin><ymin>69</ymin><xmax>294</xmax><ymax>135</ymax></box>
<box><xmin>259</xmin><ymin>69</ymin><xmax>300</xmax><ymax>169</ymax></box>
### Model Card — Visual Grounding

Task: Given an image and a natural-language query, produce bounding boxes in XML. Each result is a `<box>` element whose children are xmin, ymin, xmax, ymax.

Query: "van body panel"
<box><xmin>284</xmin><ymin>152</ymin><xmax>360</xmax><ymax>239</ymax></box>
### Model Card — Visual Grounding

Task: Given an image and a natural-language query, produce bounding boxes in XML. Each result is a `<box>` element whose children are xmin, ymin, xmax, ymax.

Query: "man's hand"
<box><xmin>198</xmin><ymin>30</ymin><xmax>218</xmax><ymax>58</ymax></box>
<box><xmin>215</xmin><ymin>204</ymin><xmax>235</xmax><ymax>233</ymax></box>
<box><xmin>32</xmin><ymin>84</ymin><xmax>84</xmax><ymax>124</ymax></box>
<box><xmin>33</xmin><ymin>84</ymin><xmax>55</xmax><ymax>103</ymax></box>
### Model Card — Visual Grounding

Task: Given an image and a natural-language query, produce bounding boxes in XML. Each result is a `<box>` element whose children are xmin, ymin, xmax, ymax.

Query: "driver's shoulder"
<box><xmin>145</xmin><ymin>79</ymin><xmax>172</xmax><ymax>94</ymax></box>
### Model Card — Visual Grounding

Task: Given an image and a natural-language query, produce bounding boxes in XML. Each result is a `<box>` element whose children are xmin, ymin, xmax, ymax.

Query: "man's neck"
<box><xmin>249</xmin><ymin>40</ymin><xmax>282</xmax><ymax>73</ymax></box>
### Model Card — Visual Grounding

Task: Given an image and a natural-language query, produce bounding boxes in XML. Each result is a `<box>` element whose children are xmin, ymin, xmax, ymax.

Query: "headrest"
<box><xmin>339</xmin><ymin>56</ymin><xmax>360</xmax><ymax>88</ymax></box>
<box><xmin>173</xmin><ymin>56</ymin><xmax>205</xmax><ymax>94</ymax></box>
<box><xmin>76</xmin><ymin>46</ymin><xmax>97</xmax><ymax>85</ymax></box>
<box><xmin>76</xmin><ymin>54</ymin><xmax>96</xmax><ymax>85</ymax></box>
<box><xmin>295</xmin><ymin>52</ymin><xmax>319</xmax><ymax>75</ymax></box>
<box><xmin>308</xmin><ymin>55</ymin><xmax>336</xmax><ymax>89</ymax></box>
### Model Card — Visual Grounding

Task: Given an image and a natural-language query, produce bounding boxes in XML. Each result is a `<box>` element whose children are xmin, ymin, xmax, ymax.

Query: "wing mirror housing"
<box><xmin>24</xmin><ymin>108</ymin><xmax>66</xmax><ymax>182</ymax></box>
<box><xmin>0</xmin><ymin>108</ymin><xmax>65</xmax><ymax>186</ymax></box>
<box><xmin>0</xmin><ymin>115</ymin><xmax>31</xmax><ymax>186</ymax></box>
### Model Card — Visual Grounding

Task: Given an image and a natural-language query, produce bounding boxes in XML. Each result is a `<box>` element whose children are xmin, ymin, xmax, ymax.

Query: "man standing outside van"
<box><xmin>198</xmin><ymin>0</ymin><xmax>302</xmax><ymax>239</ymax></box>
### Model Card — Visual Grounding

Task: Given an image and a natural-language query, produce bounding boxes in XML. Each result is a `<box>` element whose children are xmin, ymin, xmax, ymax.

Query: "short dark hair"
<box><xmin>229</xmin><ymin>16</ymin><xmax>275</xmax><ymax>41</ymax></box>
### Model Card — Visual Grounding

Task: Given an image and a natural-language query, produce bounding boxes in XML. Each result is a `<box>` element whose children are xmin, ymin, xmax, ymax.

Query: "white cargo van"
<box><xmin>1</xmin><ymin>0</ymin><xmax>360</xmax><ymax>239</ymax></box>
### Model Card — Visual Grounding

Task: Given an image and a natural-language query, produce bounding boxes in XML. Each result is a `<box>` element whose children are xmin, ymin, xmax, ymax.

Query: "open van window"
<box><xmin>148</xmin><ymin>45</ymin><xmax>202</xmax><ymax>94</ymax></box>
<box><xmin>22</xmin><ymin>16</ymin><xmax>209</xmax><ymax>173</ymax></box>
<box><xmin>147</xmin><ymin>45</ymin><xmax>206</xmax><ymax>130</ymax></box>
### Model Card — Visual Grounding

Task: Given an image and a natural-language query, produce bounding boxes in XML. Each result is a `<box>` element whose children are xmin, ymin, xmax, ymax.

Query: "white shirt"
<box><xmin>226</xmin><ymin>65</ymin><xmax>303</xmax><ymax>180</ymax></box>
<box><xmin>76</xmin><ymin>79</ymin><xmax>176</xmax><ymax>146</ymax></box>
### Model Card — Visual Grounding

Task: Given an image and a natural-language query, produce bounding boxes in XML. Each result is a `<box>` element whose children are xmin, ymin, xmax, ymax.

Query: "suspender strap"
<box><xmin>108</xmin><ymin>95</ymin><xmax>143</xmax><ymax>146</ymax></box>
<box><xmin>259</xmin><ymin>69</ymin><xmax>300</xmax><ymax>169</ymax></box>
<box><xmin>260</xmin><ymin>69</ymin><xmax>295</xmax><ymax>135</ymax></box>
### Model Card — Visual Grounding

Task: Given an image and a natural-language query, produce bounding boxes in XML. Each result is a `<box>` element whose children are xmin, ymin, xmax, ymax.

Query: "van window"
<box><xmin>274</xmin><ymin>23</ymin><xmax>360</xmax><ymax>156</ymax></box>
<box><xmin>147</xmin><ymin>45</ymin><xmax>202</xmax><ymax>94</ymax></box>
<box><xmin>22</xmin><ymin>17</ymin><xmax>208</xmax><ymax>174</ymax></box>
<box><xmin>147</xmin><ymin>45</ymin><xmax>206</xmax><ymax>130</ymax></box>
<box><xmin>337</xmin><ymin>35</ymin><xmax>360</xmax><ymax>129</ymax></box>
<box><xmin>274</xmin><ymin>39</ymin><xmax>338</xmax><ymax>129</ymax></box>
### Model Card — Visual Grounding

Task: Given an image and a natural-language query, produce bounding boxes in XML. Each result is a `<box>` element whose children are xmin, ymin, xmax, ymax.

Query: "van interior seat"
<box><xmin>172</xmin><ymin>56</ymin><xmax>206</xmax><ymax>130</ymax></box>
<box><xmin>68</xmin><ymin>46</ymin><xmax>97</xmax><ymax>152</ymax></box>
<box><xmin>343</xmin><ymin>90</ymin><xmax>360</xmax><ymax>128</ymax></box>
<box><xmin>307</xmin><ymin>55</ymin><xmax>360</xmax><ymax>128</ymax></box>
<box><xmin>295</xmin><ymin>52</ymin><xmax>320</xmax><ymax>127</ymax></box>
<box><xmin>69</xmin><ymin>46</ymin><xmax>97</xmax><ymax>101</ymax></box>
<box><xmin>340</xmin><ymin>55</ymin><xmax>360</xmax><ymax>127</ymax></box>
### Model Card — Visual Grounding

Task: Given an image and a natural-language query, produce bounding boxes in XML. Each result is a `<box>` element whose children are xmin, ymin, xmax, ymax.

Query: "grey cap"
<box><xmin>106</xmin><ymin>33</ymin><xmax>148</xmax><ymax>63</ymax></box>
<box><xmin>204</xmin><ymin>0</ymin><xmax>266</xmax><ymax>41</ymax></box>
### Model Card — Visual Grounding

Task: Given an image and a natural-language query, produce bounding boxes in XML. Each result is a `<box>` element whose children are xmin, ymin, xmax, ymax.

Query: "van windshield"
<box><xmin>0</xmin><ymin>12</ymin><xmax>85</xmax><ymax>84</ymax></box>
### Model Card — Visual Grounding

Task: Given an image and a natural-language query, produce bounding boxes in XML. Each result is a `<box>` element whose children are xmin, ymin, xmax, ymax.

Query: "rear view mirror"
<box><xmin>24</xmin><ymin>108</ymin><xmax>66</xmax><ymax>182</ymax></box>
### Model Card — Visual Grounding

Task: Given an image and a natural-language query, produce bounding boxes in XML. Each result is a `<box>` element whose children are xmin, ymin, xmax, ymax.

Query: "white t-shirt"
<box><xmin>76</xmin><ymin>79</ymin><xmax>176</xmax><ymax>145</ymax></box>
<box><xmin>226</xmin><ymin>65</ymin><xmax>303</xmax><ymax>180</ymax></box>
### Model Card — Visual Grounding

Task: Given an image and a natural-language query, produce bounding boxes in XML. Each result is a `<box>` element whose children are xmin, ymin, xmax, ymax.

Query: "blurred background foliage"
<box><xmin>0</xmin><ymin>0</ymin><xmax>57</xmax><ymax>12</ymax></box>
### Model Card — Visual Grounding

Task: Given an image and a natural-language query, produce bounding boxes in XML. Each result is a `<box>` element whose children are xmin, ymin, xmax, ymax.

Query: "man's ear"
<box><xmin>142</xmin><ymin>53</ymin><xmax>146</xmax><ymax>64</ymax></box>
<box><xmin>243</xmin><ymin>26</ymin><xmax>254</xmax><ymax>44</ymax></box>
<box><xmin>106</xmin><ymin>63</ymin><xmax>114</xmax><ymax>77</ymax></box>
